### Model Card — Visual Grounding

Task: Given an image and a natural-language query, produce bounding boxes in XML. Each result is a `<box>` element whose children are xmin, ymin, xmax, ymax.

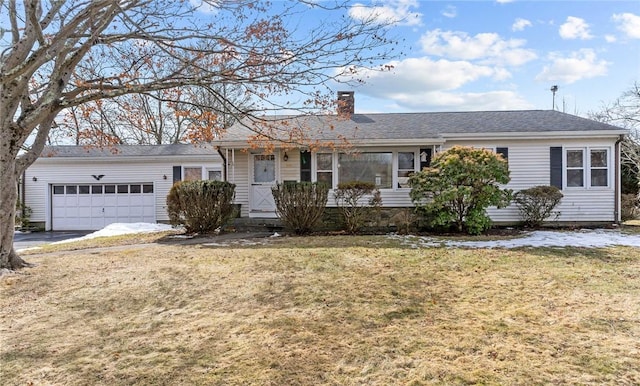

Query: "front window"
<box><xmin>316</xmin><ymin>153</ymin><xmax>333</xmax><ymax>186</ymax></box>
<box><xmin>566</xmin><ymin>149</ymin><xmax>584</xmax><ymax>187</ymax></box>
<box><xmin>184</xmin><ymin>167</ymin><xmax>203</xmax><ymax>181</ymax></box>
<box><xmin>565</xmin><ymin>148</ymin><xmax>609</xmax><ymax>188</ymax></box>
<box><xmin>590</xmin><ymin>149</ymin><xmax>608</xmax><ymax>187</ymax></box>
<box><xmin>208</xmin><ymin>170</ymin><xmax>222</xmax><ymax>181</ymax></box>
<box><xmin>338</xmin><ymin>152</ymin><xmax>392</xmax><ymax>189</ymax></box>
<box><xmin>397</xmin><ymin>152</ymin><xmax>415</xmax><ymax>188</ymax></box>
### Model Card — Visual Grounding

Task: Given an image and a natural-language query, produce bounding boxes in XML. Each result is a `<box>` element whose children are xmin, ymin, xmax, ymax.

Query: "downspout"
<box><xmin>215</xmin><ymin>146</ymin><xmax>227</xmax><ymax>181</ymax></box>
<box><xmin>21</xmin><ymin>171</ymin><xmax>26</xmax><ymax>214</ymax></box>
<box><xmin>614</xmin><ymin>135</ymin><xmax>624</xmax><ymax>224</ymax></box>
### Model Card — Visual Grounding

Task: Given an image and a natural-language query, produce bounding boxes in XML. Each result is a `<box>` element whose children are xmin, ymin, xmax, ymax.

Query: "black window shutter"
<box><xmin>300</xmin><ymin>151</ymin><xmax>311</xmax><ymax>182</ymax></box>
<box><xmin>496</xmin><ymin>147</ymin><xmax>509</xmax><ymax>160</ymax></box>
<box><xmin>550</xmin><ymin>147</ymin><xmax>563</xmax><ymax>189</ymax></box>
<box><xmin>173</xmin><ymin>166</ymin><xmax>182</xmax><ymax>182</ymax></box>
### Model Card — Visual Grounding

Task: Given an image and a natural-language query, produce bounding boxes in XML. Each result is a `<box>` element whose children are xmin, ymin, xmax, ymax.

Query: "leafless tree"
<box><xmin>589</xmin><ymin>82</ymin><xmax>640</xmax><ymax>193</ymax></box>
<box><xmin>0</xmin><ymin>0</ymin><xmax>398</xmax><ymax>269</ymax></box>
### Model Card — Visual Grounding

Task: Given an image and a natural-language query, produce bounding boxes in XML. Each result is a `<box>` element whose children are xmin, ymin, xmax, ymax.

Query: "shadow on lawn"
<box><xmin>514</xmin><ymin>246</ymin><xmax>630</xmax><ymax>262</ymax></box>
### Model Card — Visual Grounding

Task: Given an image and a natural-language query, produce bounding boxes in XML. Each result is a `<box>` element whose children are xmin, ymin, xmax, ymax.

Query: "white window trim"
<box><xmin>312</xmin><ymin>149</ymin><xmax>423</xmax><ymax>191</ymax></box>
<box><xmin>563</xmin><ymin>147</ymin><xmax>611</xmax><ymax>189</ymax></box>
<box><xmin>182</xmin><ymin>165</ymin><xmax>223</xmax><ymax>181</ymax></box>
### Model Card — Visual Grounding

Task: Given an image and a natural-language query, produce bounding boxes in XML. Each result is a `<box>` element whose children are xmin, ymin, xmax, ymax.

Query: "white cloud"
<box><xmin>512</xmin><ymin>18</ymin><xmax>532</xmax><ymax>31</ymax></box>
<box><xmin>419</xmin><ymin>29</ymin><xmax>537</xmax><ymax>66</ymax></box>
<box><xmin>441</xmin><ymin>5</ymin><xmax>457</xmax><ymax>18</ymax></box>
<box><xmin>495</xmin><ymin>0</ymin><xmax>514</xmax><ymax>3</ymax></box>
<box><xmin>605</xmin><ymin>34</ymin><xmax>617</xmax><ymax>43</ymax></box>
<box><xmin>349</xmin><ymin>0</ymin><xmax>422</xmax><ymax>26</ymax></box>
<box><xmin>559</xmin><ymin>16</ymin><xmax>593</xmax><ymax>40</ymax></box>
<box><xmin>385</xmin><ymin>90</ymin><xmax>532</xmax><ymax>111</ymax></box>
<box><xmin>338</xmin><ymin>57</ymin><xmax>532</xmax><ymax>111</ymax></box>
<box><xmin>612</xmin><ymin>13</ymin><xmax>640</xmax><ymax>39</ymax></box>
<box><xmin>536</xmin><ymin>49</ymin><xmax>610</xmax><ymax>84</ymax></box>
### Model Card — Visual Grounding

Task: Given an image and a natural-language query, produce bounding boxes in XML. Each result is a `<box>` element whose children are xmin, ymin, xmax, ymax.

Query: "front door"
<box><xmin>250</xmin><ymin>153</ymin><xmax>277</xmax><ymax>215</ymax></box>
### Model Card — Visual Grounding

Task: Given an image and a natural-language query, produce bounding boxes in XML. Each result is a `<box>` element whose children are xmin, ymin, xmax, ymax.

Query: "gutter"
<box><xmin>614</xmin><ymin>134</ymin><xmax>624</xmax><ymax>223</ymax></box>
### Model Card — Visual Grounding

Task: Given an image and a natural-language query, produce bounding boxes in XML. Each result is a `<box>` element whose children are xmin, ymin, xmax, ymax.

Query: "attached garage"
<box><xmin>51</xmin><ymin>183</ymin><xmax>156</xmax><ymax>231</ymax></box>
<box><xmin>24</xmin><ymin>144</ymin><xmax>224</xmax><ymax>231</ymax></box>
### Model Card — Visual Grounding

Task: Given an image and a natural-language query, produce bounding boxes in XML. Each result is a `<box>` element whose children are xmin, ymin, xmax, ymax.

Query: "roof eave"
<box><xmin>442</xmin><ymin>129</ymin><xmax>628</xmax><ymax>140</ymax></box>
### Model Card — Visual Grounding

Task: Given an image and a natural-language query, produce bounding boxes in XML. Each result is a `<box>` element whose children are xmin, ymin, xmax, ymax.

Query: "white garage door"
<box><xmin>52</xmin><ymin>183</ymin><xmax>156</xmax><ymax>230</ymax></box>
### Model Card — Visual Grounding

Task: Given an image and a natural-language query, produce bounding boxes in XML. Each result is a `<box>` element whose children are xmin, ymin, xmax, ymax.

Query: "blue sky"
<box><xmin>320</xmin><ymin>0</ymin><xmax>640</xmax><ymax>116</ymax></box>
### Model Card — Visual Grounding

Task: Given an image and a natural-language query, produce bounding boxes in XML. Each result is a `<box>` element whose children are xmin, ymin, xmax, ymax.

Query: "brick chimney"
<box><xmin>337</xmin><ymin>91</ymin><xmax>355</xmax><ymax>116</ymax></box>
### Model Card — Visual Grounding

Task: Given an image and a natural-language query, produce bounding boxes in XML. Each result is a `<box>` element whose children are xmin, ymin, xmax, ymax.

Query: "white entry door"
<box><xmin>250</xmin><ymin>154</ymin><xmax>277</xmax><ymax>215</ymax></box>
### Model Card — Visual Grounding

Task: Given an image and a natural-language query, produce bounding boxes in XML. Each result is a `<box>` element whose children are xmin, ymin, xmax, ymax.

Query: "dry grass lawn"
<box><xmin>1</xmin><ymin>235</ymin><xmax>640</xmax><ymax>385</ymax></box>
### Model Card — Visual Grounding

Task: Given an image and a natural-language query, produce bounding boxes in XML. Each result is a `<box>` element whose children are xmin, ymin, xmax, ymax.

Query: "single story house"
<box><xmin>216</xmin><ymin>92</ymin><xmax>627</xmax><ymax>225</ymax></box>
<box><xmin>23</xmin><ymin>92</ymin><xmax>626</xmax><ymax>230</ymax></box>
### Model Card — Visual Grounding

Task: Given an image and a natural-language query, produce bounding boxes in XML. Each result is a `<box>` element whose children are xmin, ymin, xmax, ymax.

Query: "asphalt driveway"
<box><xmin>14</xmin><ymin>231</ymin><xmax>91</xmax><ymax>250</ymax></box>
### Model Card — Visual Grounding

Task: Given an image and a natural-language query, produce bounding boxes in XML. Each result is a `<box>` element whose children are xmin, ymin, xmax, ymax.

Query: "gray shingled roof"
<box><xmin>220</xmin><ymin>110</ymin><xmax>626</xmax><ymax>143</ymax></box>
<box><xmin>40</xmin><ymin>143</ymin><xmax>220</xmax><ymax>158</ymax></box>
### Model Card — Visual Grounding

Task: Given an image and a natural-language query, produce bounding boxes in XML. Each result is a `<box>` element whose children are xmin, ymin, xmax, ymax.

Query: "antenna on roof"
<box><xmin>550</xmin><ymin>85</ymin><xmax>558</xmax><ymax>111</ymax></box>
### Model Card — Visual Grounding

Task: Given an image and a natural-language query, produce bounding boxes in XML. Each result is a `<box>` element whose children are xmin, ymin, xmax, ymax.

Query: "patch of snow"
<box><xmin>270</xmin><ymin>232</ymin><xmax>281</xmax><ymax>238</ymax></box>
<box><xmin>389</xmin><ymin>229</ymin><xmax>640</xmax><ymax>249</ymax></box>
<box><xmin>53</xmin><ymin>223</ymin><xmax>175</xmax><ymax>244</ymax></box>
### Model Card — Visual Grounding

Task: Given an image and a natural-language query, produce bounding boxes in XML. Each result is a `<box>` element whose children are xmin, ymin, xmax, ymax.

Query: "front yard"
<box><xmin>1</xmin><ymin>235</ymin><xmax>639</xmax><ymax>385</ymax></box>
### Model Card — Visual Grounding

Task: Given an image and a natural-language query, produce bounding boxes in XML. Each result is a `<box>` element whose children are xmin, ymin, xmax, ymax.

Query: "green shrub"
<box><xmin>409</xmin><ymin>146</ymin><xmax>511</xmax><ymax>235</ymax></box>
<box><xmin>272</xmin><ymin>182</ymin><xmax>329</xmax><ymax>235</ymax></box>
<box><xmin>334</xmin><ymin>181</ymin><xmax>381</xmax><ymax>234</ymax></box>
<box><xmin>621</xmin><ymin>193</ymin><xmax>639</xmax><ymax>221</ymax></box>
<box><xmin>166</xmin><ymin>180</ymin><xmax>236</xmax><ymax>233</ymax></box>
<box><xmin>513</xmin><ymin>185</ymin><xmax>563</xmax><ymax>227</ymax></box>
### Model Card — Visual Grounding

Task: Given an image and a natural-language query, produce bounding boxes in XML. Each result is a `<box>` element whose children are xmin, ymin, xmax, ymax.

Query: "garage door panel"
<box><xmin>52</xmin><ymin>183</ymin><xmax>156</xmax><ymax>231</ymax></box>
<box><xmin>91</xmin><ymin>196</ymin><xmax>104</xmax><ymax>206</ymax></box>
<box><xmin>91</xmin><ymin>207</ymin><xmax>105</xmax><ymax>217</ymax></box>
<box><xmin>129</xmin><ymin>206</ymin><xmax>143</xmax><ymax>216</ymax></box>
<box><xmin>65</xmin><ymin>207</ymin><xmax>79</xmax><ymax>218</ymax></box>
<box><xmin>117</xmin><ymin>206</ymin><xmax>130</xmax><ymax>217</ymax></box>
<box><xmin>91</xmin><ymin>217</ymin><xmax>105</xmax><ymax>229</ymax></box>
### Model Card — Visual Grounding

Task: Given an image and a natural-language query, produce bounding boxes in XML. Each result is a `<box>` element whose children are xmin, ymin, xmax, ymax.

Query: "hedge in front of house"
<box><xmin>167</xmin><ymin>180</ymin><xmax>236</xmax><ymax>233</ymax></box>
<box><xmin>513</xmin><ymin>185</ymin><xmax>563</xmax><ymax>227</ymax></box>
<box><xmin>272</xmin><ymin>182</ymin><xmax>329</xmax><ymax>234</ymax></box>
<box><xmin>334</xmin><ymin>181</ymin><xmax>382</xmax><ymax>234</ymax></box>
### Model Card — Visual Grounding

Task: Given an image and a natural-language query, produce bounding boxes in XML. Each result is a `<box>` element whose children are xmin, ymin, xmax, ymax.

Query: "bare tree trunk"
<box><xmin>0</xmin><ymin>158</ymin><xmax>30</xmax><ymax>270</ymax></box>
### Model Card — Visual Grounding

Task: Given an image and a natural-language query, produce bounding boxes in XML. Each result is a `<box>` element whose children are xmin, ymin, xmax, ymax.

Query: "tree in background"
<box><xmin>409</xmin><ymin>146</ymin><xmax>512</xmax><ymax>235</ymax></box>
<box><xmin>0</xmin><ymin>0</ymin><xmax>399</xmax><ymax>269</ymax></box>
<box><xmin>589</xmin><ymin>82</ymin><xmax>640</xmax><ymax>195</ymax></box>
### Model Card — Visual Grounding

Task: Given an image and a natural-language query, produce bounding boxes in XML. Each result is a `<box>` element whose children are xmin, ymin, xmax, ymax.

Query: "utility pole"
<box><xmin>550</xmin><ymin>85</ymin><xmax>558</xmax><ymax>110</ymax></box>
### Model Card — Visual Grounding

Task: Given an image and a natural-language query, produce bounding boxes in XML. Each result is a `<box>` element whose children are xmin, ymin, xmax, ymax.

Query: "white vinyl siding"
<box><xmin>226</xmin><ymin>151</ymin><xmax>250</xmax><ymax>217</ymax></box>
<box><xmin>445</xmin><ymin>138</ymin><xmax>618</xmax><ymax>222</ymax></box>
<box><xmin>114</xmin><ymin>137</ymin><xmax>617</xmax><ymax>224</ymax></box>
<box><xmin>25</xmin><ymin>156</ymin><xmax>222</xmax><ymax>230</ymax></box>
